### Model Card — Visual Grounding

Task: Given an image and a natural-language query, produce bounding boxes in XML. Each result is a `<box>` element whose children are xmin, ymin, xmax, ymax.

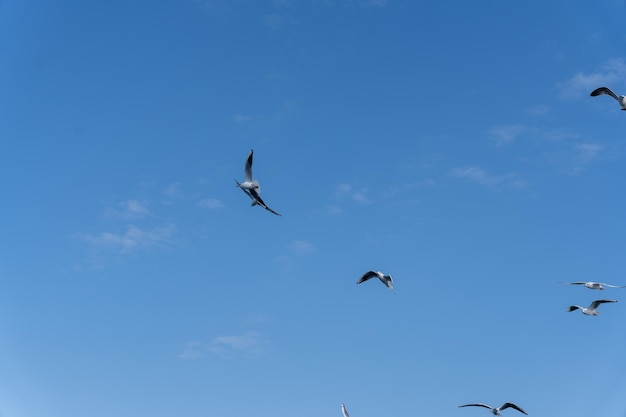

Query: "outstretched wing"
<box><xmin>591</xmin><ymin>87</ymin><xmax>620</xmax><ymax>101</ymax></box>
<box><xmin>567</xmin><ymin>305</ymin><xmax>581</xmax><ymax>312</ymax></box>
<box><xmin>459</xmin><ymin>404</ymin><xmax>493</xmax><ymax>411</ymax></box>
<box><xmin>357</xmin><ymin>270</ymin><xmax>378</xmax><ymax>284</ymax></box>
<box><xmin>244</xmin><ymin>149</ymin><xmax>254</xmax><ymax>182</ymax></box>
<box><xmin>559</xmin><ymin>282</ymin><xmax>586</xmax><ymax>286</ymax></box>
<box><xmin>500</xmin><ymin>403</ymin><xmax>528</xmax><ymax>415</ymax></box>
<box><xmin>341</xmin><ymin>403</ymin><xmax>350</xmax><ymax>417</ymax></box>
<box><xmin>598</xmin><ymin>283</ymin><xmax>626</xmax><ymax>288</ymax></box>
<box><xmin>589</xmin><ymin>299</ymin><xmax>617</xmax><ymax>309</ymax></box>
<box><xmin>249</xmin><ymin>188</ymin><xmax>281</xmax><ymax>216</ymax></box>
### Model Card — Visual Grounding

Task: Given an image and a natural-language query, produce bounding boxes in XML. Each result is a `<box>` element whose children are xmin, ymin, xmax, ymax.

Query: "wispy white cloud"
<box><xmin>231</xmin><ymin>114</ymin><xmax>251</xmax><ymax>123</ymax></box>
<box><xmin>197</xmin><ymin>198</ymin><xmax>224</xmax><ymax>209</ymax></box>
<box><xmin>289</xmin><ymin>240</ymin><xmax>316</xmax><ymax>255</ymax></box>
<box><xmin>526</xmin><ymin>104</ymin><xmax>551</xmax><ymax>116</ymax></box>
<box><xmin>78</xmin><ymin>224</ymin><xmax>176</xmax><ymax>254</ymax></box>
<box><xmin>105</xmin><ymin>199</ymin><xmax>150</xmax><ymax>220</ymax></box>
<box><xmin>558</xmin><ymin>58</ymin><xmax>626</xmax><ymax>100</ymax></box>
<box><xmin>451</xmin><ymin>166</ymin><xmax>526</xmax><ymax>188</ymax></box>
<box><xmin>163</xmin><ymin>183</ymin><xmax>182</xmax><ymax>198</ymax></box>
<box><xmin>489</xmin><ymin>124</ymin><xmax>536</xmax><ymax>146</ymax></box>
<box><xmin>263</xmin><ymin>12</ymin><xmax>296</xmax><ymax>29</ymax></box>
<box><xmin>334</xmin><ymin>183</ymin><xmax>373</xmax><ymax>204</ymax></box>
<box><xmin>178</xmin><ymin>331</ymin><xmax>267</xmax><ymax>359</ymax></box>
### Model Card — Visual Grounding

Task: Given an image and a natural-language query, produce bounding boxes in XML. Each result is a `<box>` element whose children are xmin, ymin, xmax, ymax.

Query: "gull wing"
<box><xmin>500</xmin><ymin>403</ymin><xmax>528</xmax><ymax>415</ymax></box>
<box><xmin>559</xmin><ymin>282</ymin><xmax>586</xmax><ymax>286</ymax></box>
<box><xmin>249</xmin><ymin>188</ymin><xmax>281</xmax><ymax>216</ymax></box>
<box><xmin>357</xmin><ymin>270</ymin><xmax>378</xmax><ymax>284</ymax></box>
<box><xmin>591</xmin><ymin>87</ymin><xmax>620</xmax><ymax>101</ymax></box>
<box><xmin>244</xmin><ymin>149</ymin><xmax>254</xmax><ymax>182</ymax></box>
<box><xmin>459</xmin><ymin>404</ymin><xmax>494</xmax><ymax>410</ymax></box>
<box><xmin>598</xmin><ymin>283</ymin><xmax>626</xmax><ymax>288</ymax></box>
<box><xmin>567</xmin><ymin>305</ymin><xmax>581</xmax><ymax>312</ymax></box>
<box><xmin>589</xmin><ymin>299</ymin><xmax>617</xmax><ymax>309</ymax></box>
<box><xmin>341</xmin><ymin>403</ymin><xmax>350</xmax><ymax>417</ymax></box>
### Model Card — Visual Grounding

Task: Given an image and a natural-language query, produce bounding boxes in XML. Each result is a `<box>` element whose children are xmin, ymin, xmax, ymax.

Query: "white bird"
<box><xmin>235</xmin><ymin>149</ymin><xmax>281</xmax><ymax>216</ymax></box>
<box><xmin>567</xmin><ymin>299</ymin><xmax>617</xmax><ymax>316</ymax></box>
<box><xmin>590</xmin><ymin>87</ymin><xmax>626</xmax><ymax>110</ymax></box>
<box><xmin>341</xmin><ymin>403</ymin><xmax>350</xmax><ymax>417</ymax></box>
<box><xmin>459</xmin><ymin>403</ymin><xmax>528</xmax><ymax>416</ymax></box>
<box><xmin>559</xmin><ymin>281</ymin><xmax>626</xmax><ymax>290</ymax></box>
<box><xmin>356</xmin><ymin>270</ymin><xmax>393</xmax><ymax>289</ymax></box>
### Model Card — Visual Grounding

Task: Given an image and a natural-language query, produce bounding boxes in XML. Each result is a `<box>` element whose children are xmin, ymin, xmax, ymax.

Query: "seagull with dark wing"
<box><xmin>590</xmin><ymin>87</ymin><xmax>626</xmax><ymax>110</ymax></box>
<box><xmin>567</xmin><ymin>299</ymin><xmax>617</xmax><ymax>316</ymax></box>
<box><xmin>356</xmin><ymin>270</ymin><xmax>393</xmax><ymax>289</ymax></box>
<box><xmin>559</xmin><ymin>281</ymin><xmax>626</xmax><ymax>290</ymax></box>
<box><xmin>459</xmin><ymin>403</ymin><xmax>528</xmax><ymax>416</ymax></box>
<box><xmin>341</xmin><ymin>403</ymin><xmax>350</xmax><ymax>417</ymax></box>
<box><xmin>235</xmin><ymin>149</ymin><xmax>281</xmax><ymax>216</ymax></box>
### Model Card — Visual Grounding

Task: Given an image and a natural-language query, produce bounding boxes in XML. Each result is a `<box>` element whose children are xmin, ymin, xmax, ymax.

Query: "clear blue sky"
<box><xmin>2</xmin><ymin>1</ymin><xmax>626</xmax><ymax>416</ymax></box>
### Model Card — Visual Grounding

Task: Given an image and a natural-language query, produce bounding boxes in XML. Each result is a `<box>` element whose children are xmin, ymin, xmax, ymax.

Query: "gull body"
<box><xmin>356</xmin><ymin>270</ymin><xmax>393</xmax><ymax>289</ymax></box>
<box><xmin>559</xmin><ymin>281</ymin><xmax>626</xmax><ymax>290</ymax></box>
<box><xmin>459</xmin><ymin>403</ymin><xmax>528</xmax><ymax>416</ymax></box>
<box><xmin>341</xmin><ymin>403</ymin><xmax>350</xmax><ymax>417</ymax></box>
<box><xmin>567</xmin><ymin>299</ymin><xmax>617</xmax><ymax>316</ymax></box>
<box><xmin>235</xmin><ymin>150</ymin><xmax>281</xmax><ymax>216</ymax></box>
<box><xmin>590</xmin><ymin>87</ymin><xmax>626</xmax><ymax>110</ymax></box>
<box><xmin>236</xmin><ymin>149</ymin><xmax>260</xmax><ymax>192</ymax></box>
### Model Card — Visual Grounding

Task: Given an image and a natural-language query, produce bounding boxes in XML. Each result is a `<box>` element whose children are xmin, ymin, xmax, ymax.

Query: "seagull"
<box><xmin>559</xmin><ymin>281</ymin><xmax>626</xmax><ymax>290</ymax></box>
<box><xmin>356</xmin><ymin>270</ymin><xmax>393</xmax><ymax>289</ymax></box>
<box><xmin>567</xmin><ymin>299</ymin><xmax>617</xmax><ymax>316</ymax></box>
<box><xmin>341</xmin><ymin>403</ymin><xmax>350</xmax><ymax>417</ymax></box>
<box><xmin>459</xmin><ymin>403</ymin><xmax>528</xmax><ymax>416</ymax></box>
<box><xmin>590</xmin><ymin>87</ymin><xmax>626</xmax><ymax>110</ymax></box>
<box><xmin>235</xmin><ymin>149</ymin><xmax>281</xmax><ymax>216</ymax></box>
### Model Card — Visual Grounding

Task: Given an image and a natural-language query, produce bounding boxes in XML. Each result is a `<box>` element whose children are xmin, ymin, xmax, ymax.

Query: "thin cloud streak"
<box><xmin>451</xmin><ymin>166</ymin><xmax>526</xmax><ymax>188</ymax></box>
<box><xmin>558</xmin><ymin>58</ymin><xmax>626</xmax><ymax>100</ymax></box>
<box><xmin>178</xmin><ymin>331</ymin><xmax>267</xmax><ymax>359</ymax></box>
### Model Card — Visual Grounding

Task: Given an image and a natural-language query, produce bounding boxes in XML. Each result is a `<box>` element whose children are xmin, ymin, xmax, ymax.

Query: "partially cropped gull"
<box><xmin>590</xmin><ymin>87</ymin><xmax>626</xmax><ymax>110</ymax></box>
<box><xmin>559</xmin><ymin>281</ymin><xmax>625</xmax><ymax>290</ymax></box>
<box><xmin>567</xmin><ymin>299</ymin><xmax>617</xmax><ymax>316</ymax></box>
<box><xmin>235</xmin><ymin>149</ymin><xmax>281</xmax><ymax>216</ymax></box>
<box><xmin>459</xmin><ymin>403</ymin><xmax>528</xmax><ymax>416</ymax></box>
<box><xmin>341</xmin><ymin>403</ymin><xmax>350</xmax><ymax>417</ymax></box>
<box><xmin>356</xmin><ymin>270</ymin><xmax>393</xmax><ymax>289</ymax></box>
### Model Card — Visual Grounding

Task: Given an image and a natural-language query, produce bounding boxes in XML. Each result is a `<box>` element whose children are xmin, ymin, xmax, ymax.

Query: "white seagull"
<box><xmin>341</xmin><ymin>403</ymin><xmax>350</xmax><ymax>417</ymax></box>
<box><xmin>559</xmin><ymin>281</ymin><xmax>626</xmax><ymax>290</ymax></box>
<box><xmin>459</xmin><ymin>403</ymin><xmax>528</xmax><ymax>416</ymax></box>
<box><xmin>235</xmin><ymin>149</ymin><xmax>281</xmax><ymax>216</ymax></box>
<box><xmin>590</xmin><ymin>87</ymin><xmax>626</xmax><ymax>110</ymax></box>
<box><xmin>356</xmin><ymin>270</ymin><xmax>393</xmax><ymax>289</ymax></box>
<box><xmin>567</xmin><ymin>299</ymin><xmax>617</xmax><ymax>316</ymax></box>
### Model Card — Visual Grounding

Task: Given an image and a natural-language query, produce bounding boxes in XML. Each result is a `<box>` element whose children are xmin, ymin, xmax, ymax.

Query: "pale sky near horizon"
<box><xmin>2</xmin><ymin>1</ymin><xmax>626</xmax><ymax>416</ymax></box>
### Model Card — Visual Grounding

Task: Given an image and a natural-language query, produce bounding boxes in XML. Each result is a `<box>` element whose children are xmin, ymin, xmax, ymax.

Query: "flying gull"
<box><xmin>459</xmin><ymin>403</ymin><xmax>528</xmax><ymax>416</ymax></box>
<box><xmin>559</xmin><ymin>281</ymin><xmax>626</xmax><ymax>290</ymax></box>
<box><xmin>567</xmin><ymin>299</ymin><xmax>617</xmax><ymax>316</ymax></box>
<box><xmin>356</xmin><ymin>270</ymin><xmax>393</xmax><ymax>289</ymax></box>
<box><xmin>235</xmin><ymin>149</ymin><xmax>281</xmax><ymax>216</ymax></box>
<box><xmin>590</xmin><ymin>87</ymin><xmax>626</xmax><ymax>110</ymax></box>
<box><xmin>341</xmin><ymin>403</ymin><xmax>350</xmax><ymax>417</ymax></box>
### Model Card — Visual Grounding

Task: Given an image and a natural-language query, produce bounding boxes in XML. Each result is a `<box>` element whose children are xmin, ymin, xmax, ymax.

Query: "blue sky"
<box><xmin>2</xmin><ymin>0</ymin><xmax>626</xmax><ymax>416</ymax></box>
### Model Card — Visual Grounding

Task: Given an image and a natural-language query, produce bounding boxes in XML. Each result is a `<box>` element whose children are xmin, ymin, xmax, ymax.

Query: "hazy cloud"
<box><xmin>289</xmin><ymin>240</ymin><xmax>316</xmax><ymax>255</ymax></box>
<box><xmin>451</xmin><ymin>166</ymin><xmax>526</xmax><ymax>188</ymax></box>
<box><xmin>79</xmin><ymin>224</ymin><xmax>176</xmax><ymax>254</ymax></box>
<box><xmin>197</xmin><ymin>198</ymin><xmax>225</xmax><ymax>209</ymax></box>
<box><xmin>334</xmin><ymin>183</ymin><xmax>373</xmax><ymax>204</ymax></box>
<box><xmin>179</xmin><ymin>331</ymin><xmax>267</xmax><ymax>359</ymax></box>
<box><xmin>558</xmin><ymin>58</ymin><xmax>626</xmax><ymax>100</ymax></box>
<box><xmin>489</xmin><ymin>124</ymin><xmax>536</xmax><ymax>146</ymax></box>
<box><xmin>105</xmin><ymin>199</ymin><xmax>150</xmax><ymax>219</ymax></box>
